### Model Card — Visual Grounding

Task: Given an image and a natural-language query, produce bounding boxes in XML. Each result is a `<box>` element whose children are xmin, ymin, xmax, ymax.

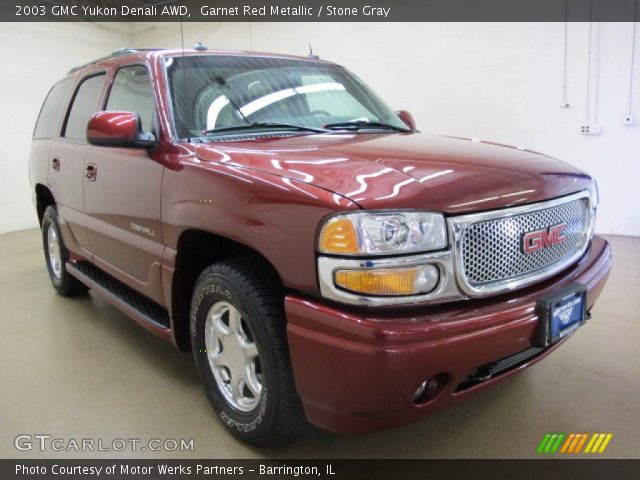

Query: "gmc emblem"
<box><xmin>521</xmin><ymin>223</ymin><xmax>567</xmax><ymax>254</ymax></box>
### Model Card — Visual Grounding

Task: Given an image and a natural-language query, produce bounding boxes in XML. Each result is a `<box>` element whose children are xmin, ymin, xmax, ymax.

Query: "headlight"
<box><xmin>587</xmin><ymin>180</ymin><xmax>599</xmax><ymax>239</ymax></box>
<box><xmin>588</xmin><ymin>180</ymin><xmax>599</xmax><ymax>210</ymax></box>
<box><xmin>318</xmin><ymin>211</ymin><xmax>447</xmax><ymax>256</ymax></box>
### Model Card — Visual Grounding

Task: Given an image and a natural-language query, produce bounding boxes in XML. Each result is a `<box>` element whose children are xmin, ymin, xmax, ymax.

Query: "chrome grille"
<box><xmin>458</xmin><ymin>196</ymin><xmax>590</xmax><ymax>288</ymax></box>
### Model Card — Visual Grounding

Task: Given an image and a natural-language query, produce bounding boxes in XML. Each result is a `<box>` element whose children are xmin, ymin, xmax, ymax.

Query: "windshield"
<box><xmin>165</xmin><ymin>54</ymin><xmax>408</xmax><ymax>138</ymax></box>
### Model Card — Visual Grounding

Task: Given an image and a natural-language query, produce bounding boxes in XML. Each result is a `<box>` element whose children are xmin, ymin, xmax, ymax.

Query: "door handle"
<box><xmin>51</xmin><ymin>157</ymin><xmax>60</xmax><ymax>172</ymax></box>
<box><xmin>84</xmin><ymin>163</ymin><xmax>97</xmax><ymax>182</ymax></box>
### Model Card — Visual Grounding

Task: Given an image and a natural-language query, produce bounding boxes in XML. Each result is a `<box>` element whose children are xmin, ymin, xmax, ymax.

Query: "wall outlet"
<box><xmin>622</xmin><ymin>114</ymin><xmax>635</xmax><ymax>125</ymax></box>
<box><xmin>580</xmin><ymin>124</ymin><xmax>601</xmax><ymax>135</ymax></box>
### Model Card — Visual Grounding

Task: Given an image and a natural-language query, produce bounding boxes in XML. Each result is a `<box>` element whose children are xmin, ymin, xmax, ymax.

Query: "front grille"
<box><xmin>458</xmin><ymin>196</ymin><xmax>590</xmax><ymax>288</ymax></box>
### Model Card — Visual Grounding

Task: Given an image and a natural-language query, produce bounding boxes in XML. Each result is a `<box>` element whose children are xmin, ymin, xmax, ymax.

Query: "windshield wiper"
<box><xmin>202</xmin><ymin>122</ymin><xmax>330</xmax><ymax>136</ymax></box>
<box><xmin>323</xmin><ymin>120</ymin><xmax>410</xmax><ymax>132</ymax></box>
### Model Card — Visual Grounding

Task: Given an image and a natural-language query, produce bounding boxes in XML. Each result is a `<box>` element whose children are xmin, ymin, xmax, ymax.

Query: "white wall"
<box><xmin>135</xmin><ymin>22</ymin><xmax>640</xmax><ymax>237</ymax></box>
<box><xmin>0</xmin><ymin>23</ymin><xmax>130</xmax><ymax>235</ymax></box>
<box><xmin>1</xmin><ymin>22</ymin><xmax>638</xmax><ymax>236</ymax></box>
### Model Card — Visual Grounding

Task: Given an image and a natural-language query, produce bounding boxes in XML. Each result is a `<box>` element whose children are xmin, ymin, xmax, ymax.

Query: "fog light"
<box><xmin>334</xmin><ymin>264</ymin><xmax>439</xmax><ymax>296</ymax></box>
<box><xmin>413</xmin><ymin>373</ymin><xmax>449</xmax><ymax>404</ymax></box>
<box><xmin>414</xmin><ymin>380</ymin><xmax>429</xmax><ymax>400</ymax></box>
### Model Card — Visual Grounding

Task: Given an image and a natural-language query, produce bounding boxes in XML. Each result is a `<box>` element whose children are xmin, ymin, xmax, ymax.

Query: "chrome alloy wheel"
<box><xmin>47</xmin><ymin>224</ymin><xmax>63</xmax><ymax>280</ymax></box>
<box><xmin>205</xmin><ymin>301</ymin><xmax>262</xmax><ymax>412</ymax></box>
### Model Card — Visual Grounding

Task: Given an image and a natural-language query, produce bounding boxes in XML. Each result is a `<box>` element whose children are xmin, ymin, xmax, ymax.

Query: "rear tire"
<box><xmin>41</xmin><ymin>205</ymin><xmax>88</xmax><ymax>296</ymax></box>
<box><xmin>190</xmin><ymin>258</ymin><xmax>306</xmax><ymax>446</ymax></box>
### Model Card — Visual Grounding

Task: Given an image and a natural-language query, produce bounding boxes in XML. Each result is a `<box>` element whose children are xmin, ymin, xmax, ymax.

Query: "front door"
<box><xmin>83</xmin><ymin>65</ymin><xmax>165</xmax><ymax>305</ymax></box>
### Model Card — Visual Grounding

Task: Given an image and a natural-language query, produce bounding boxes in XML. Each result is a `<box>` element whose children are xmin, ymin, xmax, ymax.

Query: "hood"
<box><xmin>195</xmin><ymin>133</ymin><xmax>591</xmax><ymax>214</ymax></box>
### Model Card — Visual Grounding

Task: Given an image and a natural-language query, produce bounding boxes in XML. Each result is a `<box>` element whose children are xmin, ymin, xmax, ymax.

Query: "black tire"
<box><xmin>190</xmin><ymin>258</ymin><xmax>306</xmax><ymax>446</ymax></box>
<box><xmin>41</xmin><ymin>205</ymin><xmax>88</xmax><ymax>296</ymax></box>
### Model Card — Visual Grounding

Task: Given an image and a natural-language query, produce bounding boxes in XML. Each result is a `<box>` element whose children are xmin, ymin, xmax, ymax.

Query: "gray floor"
<box><xmin>1</xmin><ymin>229</ymin><xmax>638</xmax><ymax>459</ymax></box>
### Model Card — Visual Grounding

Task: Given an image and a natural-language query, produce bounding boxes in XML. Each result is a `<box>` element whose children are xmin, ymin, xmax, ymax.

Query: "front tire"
<box><xmin>41</xmin><ymin>205</ymin><xmax>88</xmax><ymax>296</ymax></box>
<box><xmin>190</xmin><ymin>259</ymin><xmax>306</xmax><ymax>446</ymax></box>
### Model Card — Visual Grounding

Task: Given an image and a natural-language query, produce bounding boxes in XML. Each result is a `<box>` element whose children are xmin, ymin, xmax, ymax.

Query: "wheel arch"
<box><xmin>170</xmin><ymin>228</ymin><xmax>285</xmax><ymax>351</ymax></box>
<box><xmin>35</xmin><ymin>183</ymin><xmax>56</xmax><ymax>226</ymax></box>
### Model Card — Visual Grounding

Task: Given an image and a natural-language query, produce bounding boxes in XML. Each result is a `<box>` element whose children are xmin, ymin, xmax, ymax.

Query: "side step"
<box><xmin>67</xmin><ymin>261</ymin><xmax>171</xmax><ymax>335</ymax></box>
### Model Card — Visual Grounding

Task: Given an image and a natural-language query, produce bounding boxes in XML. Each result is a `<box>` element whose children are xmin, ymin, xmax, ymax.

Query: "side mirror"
<box><xmin>396</xmin><ymin>110</ymin><xmax>416</xmax><ymax>131</ymax></box>
<box><xmin>87</xmin><ymin>111</ymin><xmax>155</xmax><ymax>149</ymax></box>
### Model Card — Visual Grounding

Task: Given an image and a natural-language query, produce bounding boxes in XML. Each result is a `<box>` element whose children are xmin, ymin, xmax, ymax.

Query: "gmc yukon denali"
<box><xmin>29</xmin><ymin>47</ymin><xmax>611</xmax><ymax>446</ymax></box>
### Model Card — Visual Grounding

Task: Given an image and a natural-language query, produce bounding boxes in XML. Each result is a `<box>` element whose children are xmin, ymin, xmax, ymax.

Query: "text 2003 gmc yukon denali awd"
<box><xmin>29</xmin><ymin>47</ymin><xmax>611</xmax><ymax>446</ymax></box>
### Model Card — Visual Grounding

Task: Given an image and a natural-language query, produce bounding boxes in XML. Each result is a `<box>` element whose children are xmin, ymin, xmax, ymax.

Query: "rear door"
<box><xmin>83</xmin><ymin>64</ymin><xmax>165</xmax><ymax>305</ymax></box>
<box><xmin>49</xmin><ymin>73</ymin><xmax>107</xmax><ymax>258</ymax></box>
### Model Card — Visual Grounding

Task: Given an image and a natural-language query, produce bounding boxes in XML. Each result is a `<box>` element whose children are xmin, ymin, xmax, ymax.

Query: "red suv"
<box><xmin>29</xmin><ymin>47</ymin><xmax>611</xmax><ymax>446</ymax></box>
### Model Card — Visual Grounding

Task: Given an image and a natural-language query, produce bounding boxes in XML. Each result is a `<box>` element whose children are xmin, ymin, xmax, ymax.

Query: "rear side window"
<box><xmin>33</xmin><ymin>78</ymin><xmax>73</xmax><ymax>139</ymax></box>
<box><xmin>106</xmin><ymin>65</ymin><xmax>155</xmax><ymax>133</ymax></box>
<box><xmin>63</xmin><ymin>74</ymin><xmax>106</xmax><ymax>142</ymax></box>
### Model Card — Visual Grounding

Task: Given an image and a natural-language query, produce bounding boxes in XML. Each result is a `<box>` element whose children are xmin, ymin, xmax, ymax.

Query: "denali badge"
<box><xmin>130</xmin><ymin>223</ymin><xmax>156</xmax><ymax>237</ymax></box>
<box><xmin>521</xmin><ymin>223</ymin><xmax>567</xmax><ymax>254</ymax></box>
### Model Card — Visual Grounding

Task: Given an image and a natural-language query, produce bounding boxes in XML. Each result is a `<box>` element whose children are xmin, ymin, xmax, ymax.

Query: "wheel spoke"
<box><xmin>213</xmin><ymin>347</ymin><xmax>229</xmax><ymax>368</ymax></box>
<box><xmin>230</xmin><ymin>372</ymin><xmax>243</xmax><ymax>401</ymax></box>
<box><xmin>213</xmin><ymin>309</ymin><xmax>230</xmax><ymax>336</ymax></box>
<box><xmin>228</xmin><ymin>308</ymin><xmax>242</xmax><ymax>335</ymax></box>
<box><xmin>205</xmin><ymin>318</ymin><xmax>217</xmax><ymax>350</ymax></box>
<box><xmin>242</xmin><ymin>341</ymin><xmax>258</xmax><ymax>359</ymax></box>
<box><xmin>244</xmin><ymin>364</ymin><xmax>262</xmax><ymax>398</ymax></box>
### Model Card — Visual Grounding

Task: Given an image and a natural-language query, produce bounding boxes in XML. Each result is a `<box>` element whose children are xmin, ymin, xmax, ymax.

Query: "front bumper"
<box><xmin>285</xmin><ymin>235</ymin><xmax>611</xmax><ymax>434</ymax></box>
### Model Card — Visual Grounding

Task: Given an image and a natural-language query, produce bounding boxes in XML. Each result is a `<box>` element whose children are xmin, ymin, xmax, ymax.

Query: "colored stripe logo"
<box><xmin>537</xmin><ymin>433</ymin><xmax>613</xmax><ymax>454</ymax></box>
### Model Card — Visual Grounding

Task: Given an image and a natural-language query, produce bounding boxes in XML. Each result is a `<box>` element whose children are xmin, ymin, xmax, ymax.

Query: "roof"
<box><xmin>68</xmin><ymin>47</ymin><xmax>328</xmax><ymax>73</ymax></box>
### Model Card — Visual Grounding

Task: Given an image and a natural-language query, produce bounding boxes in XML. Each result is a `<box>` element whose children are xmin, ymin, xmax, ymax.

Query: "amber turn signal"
<box><xmin>334</xmin><ymin>264</ymin><xmax>439</xmax><ymax>296</ymax></box>
<box><xmin>318</xmin><ymin>218</ymin><xmax>359</xmax><ymax>254</ymax></box>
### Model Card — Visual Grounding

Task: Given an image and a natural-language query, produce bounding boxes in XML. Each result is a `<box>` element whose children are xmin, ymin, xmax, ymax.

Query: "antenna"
<box><xmin>308</xmin><ymin>42</ymin><xmax>319</xmax><ymax>59</ymax></box>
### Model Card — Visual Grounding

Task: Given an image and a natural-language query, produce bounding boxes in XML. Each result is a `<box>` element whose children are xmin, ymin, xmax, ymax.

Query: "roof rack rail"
<box><xmin>67</xmin><ymin>48</ymin><xmax>161</xmax><ymax>74</ymax></box>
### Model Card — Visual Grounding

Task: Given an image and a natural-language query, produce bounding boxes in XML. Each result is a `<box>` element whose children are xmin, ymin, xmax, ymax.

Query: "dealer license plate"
<box><xmin>534</xmin><ymin>284</ymin><xmax>587</xmax><ymax>347</ymax></box>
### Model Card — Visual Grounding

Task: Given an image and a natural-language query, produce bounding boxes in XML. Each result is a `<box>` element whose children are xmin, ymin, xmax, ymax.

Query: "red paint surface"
<box><xmin>87</xmin><ymin>111</ymin><xmax>139</xmax><ymax>143</ymax></box>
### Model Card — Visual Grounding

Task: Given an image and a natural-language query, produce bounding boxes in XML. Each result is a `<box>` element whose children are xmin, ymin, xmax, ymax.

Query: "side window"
<box><xmin>33</xmin><ymin>77</ymin><xmax>73</xmax><ymax>139</ymax></box>
<box><xmin>106</xmin><ymin>65</ymin><xmax>155</xmax><ymax>133</ymax></box>
<box><xmin>64</xmin><ymin>74</ymin><xmax>106</xmax><ymax>142</ymax></box>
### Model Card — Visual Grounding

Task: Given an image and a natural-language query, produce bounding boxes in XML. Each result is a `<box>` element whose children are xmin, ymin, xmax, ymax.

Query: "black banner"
<box><xmin>3</xmin><ymin>459</ymin><xmax>640</xmax><ymax>480</ymax></box>
<box><xmin>3</xmin><ymin>0</ymin><xmax>640</xmax><ymax>22</ymax></box>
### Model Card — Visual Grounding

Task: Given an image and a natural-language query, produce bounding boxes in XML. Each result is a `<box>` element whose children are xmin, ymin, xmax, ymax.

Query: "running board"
<box><xmin>67</xmin><ymin>261</ymin><xmax>171</xmax><ymax>335</ymax></box>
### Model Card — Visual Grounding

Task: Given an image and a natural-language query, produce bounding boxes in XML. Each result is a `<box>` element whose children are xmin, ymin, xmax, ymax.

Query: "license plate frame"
<box><xmin>533</xmin><ymin>283</ymin><xmax>588</xmax><ymax>348</ymax></box>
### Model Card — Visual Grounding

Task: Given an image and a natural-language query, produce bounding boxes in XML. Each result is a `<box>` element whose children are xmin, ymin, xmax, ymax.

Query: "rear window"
<box><xmin>63</xmin><ymin>73</ymin><xmax>106</xmax><ymax>142</ymax></box>
<box><xmin>33</xmin><ymin>78</ymin><xmax>73</xmax><ymax>139</ymax></box>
